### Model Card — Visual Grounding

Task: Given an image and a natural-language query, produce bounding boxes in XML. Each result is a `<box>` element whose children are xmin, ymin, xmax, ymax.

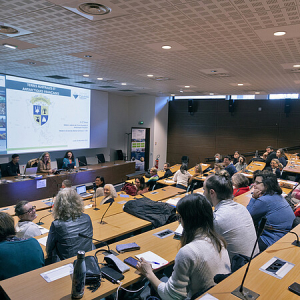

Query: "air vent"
<box><xmin>46</xmin><ymin>75</ymin><xmax>70</xmax><ymax>79</ymax></box>
<box><xmin>150</xmin><ymin>77</ymin><xmax>171</xmax><ymax>81</ymax></box>
<box><xmin>78</xmin><ymin>3</ymin><xmax>111</xmax><ymax>15</ymax></box>
<box><xmin>75</xmin><ymin>81</ymin><xmax>95</xmax><ymax>84</ymax></box>
<box><xmin>98</xmin><ymin>86</ymin><xmax>116</xmax><ymax>89</ymax></box>
<box><xmin>119</xmin><ymin>89</ymin><xmax>134</xmax><ymax>92</ymax></box>
<box><xmin>0</xmin><ymin>25</ymin><xmax>18</xmax><ymax>34</ymax></box>
<box><xmin>209</xmin><ymin>73</ymin><xmax>230</xmax><ymax>77</ymax></box>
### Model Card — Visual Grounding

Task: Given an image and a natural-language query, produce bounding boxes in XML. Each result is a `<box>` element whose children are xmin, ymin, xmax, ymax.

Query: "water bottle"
<box><xmin>71</xmin><ymin>251</ymin><xmax>86</xmax><ymax>299</ymax></box>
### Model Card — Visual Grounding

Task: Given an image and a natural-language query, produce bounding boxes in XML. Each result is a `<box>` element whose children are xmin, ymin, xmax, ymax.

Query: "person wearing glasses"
<box><xmin>15</xmin><ymin>201</ymin><xmax>42</xmax><ymax>238</ymax></box>
<box><xmin>137</xmin><ymin>194</ymin><xmax>230</xmax><ymax>299</ymax></box>
<box><xmin>247</xmin><ymin>171</ymin><xmax>295</xmax><ymax>252</ymax></box>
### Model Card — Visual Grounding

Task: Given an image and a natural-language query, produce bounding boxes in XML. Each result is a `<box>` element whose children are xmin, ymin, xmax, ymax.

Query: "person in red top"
<box><xmin>232</xmin><ymin>173</ymin><xmax>250</xmax><ymax>197</ymax></box>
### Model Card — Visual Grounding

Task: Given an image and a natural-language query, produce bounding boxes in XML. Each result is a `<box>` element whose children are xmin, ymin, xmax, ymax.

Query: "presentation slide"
<box><xmin>1</xmin><ymin>75</ymin><xmax>91</xmax><ymax>154</ymax></box>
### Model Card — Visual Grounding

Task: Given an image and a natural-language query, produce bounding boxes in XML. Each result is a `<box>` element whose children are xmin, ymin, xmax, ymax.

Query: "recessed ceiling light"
<box><xmin>180</xmin><ymin>90</ymin><xmax>183</xmax><ymax>93</ymax></box>
<box><xmin>209</xmin><ymin>93</ymin><xmax>214</xmax><ymax>96</ymax></box>
<box><xmin>83</xmin><ymin>74</ymin><xmax>89</xmax><ymax>77</ymax></box>
<box><xmin>185</xmin><ymin>85</ymin><xmax>190</xmax><ymax>88</ymax></box>
<box><xmin>211</xmin><ymin>70</ymin><xmax>217</xmax><ymax>73</ymax></box>
<box><xmin>237</xmin><ymin>83</ymin><xmax>244</xmax><ymax>86</ymax></box>
<box><xmin>3</xmin><ymin>43</ymin><xmax>17</xmax><ymax>49</ymax></box>
<box><xmin>28</xmin><ymin>61</ymin><xmax>36</xmax><ymax>65</ymax></box>
<box><xmin>171</xmin><ymin>94</ymin><xmax>175</xmax><ymax>96</ymax></box>
<box><xmin>162</xmin><ymin>45</ymin><xmax>171</xmax><ymax>50</ymax></box>
<box><xmin>147</xmin><ymin>74</ymin><xmax>154</xmax><ymax>77</ymax></box>
<box><xmin>293</xmin><ymin>64</ymin><xmax>300</xmax><ymax>68</ymax></box>
<box><xmin>0</xmin><ymin>25</ymin><xmax>19</xmax><ymax>34</ymax></box>
<box><xmin>97</xmin><ymin>77</ymin><xmax>103</xmax><ymax>80</ymax></box>
<box><xmin>121</xmin><ymin>83</ymin><xmax>127</xmax><ymax>85</ymax></box>
<box><xmin>84</xmin><ymin>55</ymin><xmax>92</xmax><ymax>58</ymax></box>
<box><xmin>255</xmin><ymin>91</ymin><xmax>260</xmax><ymax>94</ymax></box>
<box><xmin>78</xmin><ymin>3</ymin><xmax>111</xmax><ymax>15</ymax></box>
<box><xmin>274</xmin><ymin>31</ymin><xmax>286</xmax><ymax>36</ymax></box>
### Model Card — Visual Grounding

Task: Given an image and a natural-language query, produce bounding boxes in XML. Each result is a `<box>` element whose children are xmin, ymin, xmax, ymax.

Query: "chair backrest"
<box><xmin>26</xmin><ymin>158</ymin><xmax>39</xmax><ymax>168</ymax></box>
<box><xmin>116</xmin><ymin>150</ymin><xmax>123</xmax><ymax>160</ymax></box>
<box><xmin>97</xmin><ymin>154</ymin><xmax>105</xmax><ymax>163</ymax></box>
<box><xmin>181</xmin><ymin>155</ymin><xmax>189</xmax><ymax>164</ymax></box>
<box><xmin>0</xmin><ymin>163</ymin><xmax>9</xmax><ymax>177</ymax></box>
<box><xmin>77</xmin><ymin>156</ymin><xmax>87</xmax><ymax>166</ymax></box>
<box><xmin>56</xmin><ymin>158</ymin><xmax>64</xmax><ymax>169</ymax></box>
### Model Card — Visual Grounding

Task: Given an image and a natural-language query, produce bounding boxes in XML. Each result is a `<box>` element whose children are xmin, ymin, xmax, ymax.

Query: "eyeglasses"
<box><xmin>23</xmin><ymin>206</ymin><xmax>36</xmax><ymax>214</ymax></box>
<box><xmin>254</xmin><ymin>180</ymin><xmax>263</xmax><ymax>185</ymax></box>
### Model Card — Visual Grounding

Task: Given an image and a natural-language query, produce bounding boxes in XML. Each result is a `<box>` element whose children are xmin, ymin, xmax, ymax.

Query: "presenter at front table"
<box><xmin>37</xmin><ymin>152</ymin><xmax>54</xmax><ymax>174</ymax></box>
<box><xmin>62</xmin><ymin>151</ymin><xmax>77</xmax><ymax>169</ymax></box>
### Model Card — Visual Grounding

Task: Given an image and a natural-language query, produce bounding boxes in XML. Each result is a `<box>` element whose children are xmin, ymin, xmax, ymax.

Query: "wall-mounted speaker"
<box><xmin>188</xmin><ymin>99</ymin><xmax>194</xmax><ymax>113</ymax></box>
<box><xmin>284</xmin><ymin>99</ymin><xmax>291</xmax><ymax>114</ymax></box>
<box><xmin>229</xmin><ymin>99</ymin><xmax>235</xmax><ymax>113</ymax></box>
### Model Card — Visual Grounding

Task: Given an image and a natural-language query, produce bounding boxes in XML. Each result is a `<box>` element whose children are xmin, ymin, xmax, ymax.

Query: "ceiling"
<box><xmin>1</xmin><ymin>0</ymin><xmax>300</xmax><ymax>97</ymax></box>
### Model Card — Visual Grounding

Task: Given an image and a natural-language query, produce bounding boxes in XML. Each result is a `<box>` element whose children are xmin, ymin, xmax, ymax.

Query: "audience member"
<box><xmin>214</xmin><ymin>163</ymin><xmax>224</xmax><ymax>174</ymax></box>
<box><xmin>37</xmin><ymin>152</ymin><xmax>54</xmax><ymax>174</ymax></box>
<box><xmin>173</xmin><ymin>164</ymin><xmax>192</xmax><ymax>190</ymax></box>
<box><xmin>232</xmin><ymin>173</ymin><xmax>250</xmax><ymax>197</ymax></box>
<box><xmin>148</xmin><ymin>167</ymin><xmax>159</xmax><ymax>182</ymax></box>
<box><xmin>204</xmin><ymin>173</ymin><xmax>258</xmax><ymax>260</ymax></box>
<box><xmin>135</xmin><ymin>177</ymin><xmax>149</xmax><ymax>195</ymax></box>
<box><xmin>233</xmin><ymin>151</ymin><xmax>240</xmax><ymax>165</ymax></box>
<box><xmin>0</xmin><ymin>212</ymin><xmax>44</xmax><ymax>280</ymax></box>
<box><xmin>223</xmin><ymin>156</ymin><xmax>237</xmax><ymax>177</ymax></box>
<box><xmin>136</xmin><ymin>194</ymin><xmax>230</xmax><ymax>299</ymax></box>
<box><xmin>61</xmin><ymin>179</ymin><xmax>72</xmax><ymax>189</ymax></box>
<box><xmin>15</xmin><ymin>201</ymin><xmax>42</xmax><ymax>238</ymax></box>
<box><xmin>94</xmin><ymin>176</ymin><xmax>105</xmax><ymax>197</ymax></box>
<box><xmin>263</xmin><ymin>146</ymin><xmax>277</xmax><ymax>168</ymax></box>
<box><xmin>62</xmin><ymin>151</ymin><xmax>76</xmax><ymax>169</ymax></box>
<box><xmin>7</xmin><ymin>154</ymin><xmax>20</xmax><ymax>176</ymax></box>
<box><xmin>46</xmin><ymin>189</ymin><xmax>94</xmax><ymax>262</ymax></box>
<box><xmin>270</xmin><ymin>159</ymin><xmax>282</xmax><ymax>178</ymax></box>
<box><xmin>214</xmin><ymin>153</ymin><xmax>222</xmax><ymax>162</ymax></box>
<box><xmin>234</xmin><ymin>155</ymin><xmax>247</xmax><ymax>172</ymax></box>
<box><xmin>247</xmin><ymin>171</ymin><xmax>295</xmax><ymax>251</ymax></box>
<box><xmin>189</xmin><ymin>164</ymin><xmax>203</xmax><ymax>184</ymax></box>
<box><xmin>276</xmin><ymin>148</ymin><xmax>287</xmax><ymax>167</ymax></box>
<box><xmin>163</xmin><ymin>163</ymin><xmax>173</xmax><ymax>178</ymax></box>
<box><xmin>100</xmin><ymin>184</ymin><xmax>117</xmax><ymax>205</ymax></box>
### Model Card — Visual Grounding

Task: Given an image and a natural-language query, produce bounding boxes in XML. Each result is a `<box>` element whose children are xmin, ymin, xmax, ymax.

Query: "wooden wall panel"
<box><xmin>167</xmin><ymin>99</ymin><xmax>300</xmax><ymax>165</ymax></box>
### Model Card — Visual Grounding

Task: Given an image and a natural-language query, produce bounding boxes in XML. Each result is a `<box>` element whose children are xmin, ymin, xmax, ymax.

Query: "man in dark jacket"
<box><xmin>163</xmin><ymin>163</ymin><xmax>173</xmax><ymax>178</ymax></box>
<box><xmin>263</xmin><ymin>146</ymin><xmax>277</xmax><ymax>168</ymax></box>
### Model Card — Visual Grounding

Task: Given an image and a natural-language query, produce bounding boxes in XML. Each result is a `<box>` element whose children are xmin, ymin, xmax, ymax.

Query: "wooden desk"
<box><xmin>142</xmin><ymin>186</ymin><xmax>184</xmax><ymax>201</ymax></box>
<box><xmin>283</xmin><ymin>159</ymin><xmax>300</xmax><ymax>174</ymax></box>
<box><xmin>0</xmin><ymin>161</ymin><xmax>135</xmax><ymax>207</ymax></box>
<box><xmin>197</xmin><ymin>224</ymin><xmax>300</xmax><ymax>300</ymax></box>
<box><xmin>0</xmin><ymin>223</ymin><xmax>180</xmax><ymax>300</ymax></box>
<box><xmin>285</xmin><ymin>153</ymin><xmax>299</xmax><ymax>161</ymax></box>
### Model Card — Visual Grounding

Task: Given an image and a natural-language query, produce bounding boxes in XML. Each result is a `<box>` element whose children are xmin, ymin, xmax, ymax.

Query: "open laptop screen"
<box><xmin>76</xmin><ymin>185</ymin><xmax>86</xmax><ymax>195</ymax></box>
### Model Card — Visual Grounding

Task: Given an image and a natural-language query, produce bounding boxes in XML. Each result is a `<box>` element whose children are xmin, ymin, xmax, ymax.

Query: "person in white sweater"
<box><xmin>15</xmin><ymin>201</ymin><xmax>42</xmax><ymax>238</ymax></box>
<box><xmin>137</xmin><ymin>194</ymin><xmax>231</xmax><ymax>300</ymax></box>
<box><xmin>173</xmin><ymin>164</ymin><xmax>192</xmax><ymax>190</ymax></box>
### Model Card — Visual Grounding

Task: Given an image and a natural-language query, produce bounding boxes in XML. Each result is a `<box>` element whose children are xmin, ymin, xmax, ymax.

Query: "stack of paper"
<box><xmin>135</xmin><ymin>251</ymin><xmax>168</xmax><ymax>269</ymax></box>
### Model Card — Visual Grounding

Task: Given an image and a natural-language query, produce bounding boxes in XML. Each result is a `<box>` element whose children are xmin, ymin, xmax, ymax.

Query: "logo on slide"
<box><xmin>30</xmin><ymin>95</ymin><xmax>51</xmax><ymax>126</ymax></box>
<box><xmin>73</xmin><ymin>93</ymin><xmax>78</xmax><ymax>99</ymax></box>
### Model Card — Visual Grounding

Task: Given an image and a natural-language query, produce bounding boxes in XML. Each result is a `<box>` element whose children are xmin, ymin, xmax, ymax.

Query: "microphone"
<box><xmin>264</xmin><ymin>225</ymin><xmax>300</xmax><ymax>247</ymax></box>
<box><xmin>100</xmin><ymin>201</ymin><xmax>114</xmax><ymax>225</ymax></box>
<box><xmin>48</xmin><ymin>194</ymin><xmax>55</xmax><ymax>212</ymax></box>
<box><xmin>36</xmin><ymin>212</ymin><xmax>52</xmax><ymax>225</ymax></box>
<box><xmin>232</xmin><ymin>217</ymin><xmax>267</xmax><ymax>300</ymax></box>
<box><xmin>93</xmin><ymin>184</ymin><xmax>100</xmax><ymax>211</ymax></box>
<box><xmin>78</xmin><ymin>233</ymin><xmax>112</xmax><ymax>253</ymax></box>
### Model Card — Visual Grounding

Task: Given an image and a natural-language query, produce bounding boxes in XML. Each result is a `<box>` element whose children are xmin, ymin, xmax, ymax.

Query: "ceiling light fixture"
<box><xmin>209</xmin><ymin>93</ymin><xmax>214</xmax><ymax>96</ymax></box>
<box><xmin>83</xmin><ymin>74</ymin><xmax>89</xmax><ymax>77</ymax></box>
<box><xmin>3</xmin><ymin>43</ymin><xmax>17</xmax><ymax>49</ymax></box>
<box><xmin>274</xmin><ymin>31</ymin><xmax>286</xmax><ymax>36</ymax></box>
<box><xmin>171</xmin><ymin>94</ymin><xmax>175</xmax><ymax>96</ymax></box>
<box><xmin>255</xmin><ymin>92</ymin><xmax>260</xmax><ymax>94</ymax></box>
<box><xmin>97</xmin><ymin>77</ymin><xmax>103</xmax><ymax>80</ymax></box>
<box><xmin>180</xmin><ymin>90</ymin><xmax>183</xmax><ymax>93</ymax></box>
<box><xmin>237</xmin><ymin>83</ymin><xmax>244</xmax><ymax>86</ymax></box>
<box><xmin>162</xmin><ymin>45</ymin><xmax>171</xmax><ymax>50</ymax></box>
<box><xmin>293</xmin><ymin>64</ymin><xmax>300</xmax><ymax>68</ymax></box>
<box><xmin>0</xmin><ymin>25</ymin><xmax>19</xmax><ymax>34</ymax></box>
<box><xmin>121</xmin><ymin>83</ymin><xmax>127</xmax><ymax>85</ymax></box>
<box><xmin>184</xmin><ymin>85</ymin><xmax>190</xmax><ymax>88</ymax></box>
<box><xmin>84</xmin><ymin>55</ymin><xmax>92</xmax><ymax>58</ymax></box>
<box><xmin>147</xmin><ymin>74</ymin><xmax>154</xmax><ymax>77</ymax></box>
<box><xmin>78</xmin><ymin>3</ymin><xmax>111</xmax><ymax>15</ymax></box>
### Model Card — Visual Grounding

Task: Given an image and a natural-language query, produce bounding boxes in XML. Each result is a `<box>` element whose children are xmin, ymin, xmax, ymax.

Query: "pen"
<box><xmin>147</xmin><ymin>261</ymin><xmax>160</xmax><ymax>265</ymax></box>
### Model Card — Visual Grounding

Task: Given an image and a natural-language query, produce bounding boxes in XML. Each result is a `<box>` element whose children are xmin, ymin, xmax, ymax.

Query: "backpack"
<box><xmin>121</xmin><ymin>183</ymin><xmax>137</xmax><ymax>196</ymax></box>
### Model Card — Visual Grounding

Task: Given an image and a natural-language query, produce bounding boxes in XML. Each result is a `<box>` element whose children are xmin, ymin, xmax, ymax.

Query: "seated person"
<box><xmin>0</xmin><ymin>212</ymin><xmax>44</xmax><ymax>280</ymax></box>
<box><xmin>262</xmin><ymin>146</ymin><xmax>277</xmax><ymax>168</ymax></box>
<box><xmin>94</xmin><ymin>176</ymin><xmax>105</xmax><ymax>197</ymax></box>
<box><xmin>232</xmin><ymin>173</ymin><xmax>250</xmax><ymax>197</ymax></box>
<box><xmin>214</xmin><ymin>153</ymin><xmax>222</xmax><ymax>162</ymax></box>
<box><xmin>148</xmin><ymin>167</ymin><xmax>159</xmax><ymax>182</ymax></box>
<box><xmin>15</xmin><ymin>201</ymin><xmax>42</xmax><ymax>238</ymax></box>
<box><xmin>270</xmin><ymin>159</ymin><xmax>282</xmax><ymax>178</ymax></box>
<box><xmin>214</xmin><ymin>163</ymin><xmax>224</xmax><ymax>174</ymax></box>
<box><xmin>100</xmin><ymin>184</ymin><xmax>117</xmax><ymax>205</ymax></box>
<box><xmin>137</xmin><ymin>194</ymin><xmax>230</xmax><ymax>299</ymax></box>
<box><xmin>163</xmin><ymin>163</ymin><xmax>173</xmax><ymax>178</ymax></box>
<box><xmin>234</xmin><ymin>155</ymin><xmax>247</xmax><ymax>172</ymax></box>
<box><xmin>135</xmin><ymin>177</ymin><xmax>149</xmax><ymax>195</ymax></box>
<box><xmin>189</xmin><ymin>164</ymin><xmax>203</xmax><ymax>184</ymax></box>
<box><xmin>61</xmin><ymin>179</ymin><xmax>72</xmax><ymax>189</ymax></box>
<box><xmin>37</xmin><ymin>152</ymin><xmax>54</xmax><ymax>174</ymax></box>
<box><xmin>173</xmin><ymin>164</ymin><xmax>192</xmax><ymax>190</ymax></box>
<box><xmin>292</xmin><ymin>184</ymin><xmax>300</xmax><ymax>203</ymax></box>
<box><xmin>233</xmin><ymin>151</ymin><xmax>240</xmax><ymax>165</ymax></box>
<box><xmin>223</xmin><ymin>156</ymin><xmax>237</xmax><ymax>177</ymax></box>
<box><xmin>62</xmin><ymin>151</ymin><xmax>77</xmax><ymax>169</ymax></box>
<box><xmin>247</xmin><ymin>171</ymin><xmax>295</xmax><ymax>251</ymax></box>
<box><xmin>276</xmin><ymin>148</ymin><xmax>287</xmax><ymax>167</ymax></box>
<box><xmin>7</xmin><ymin>154</ymin><xmax>20</xmax><ymax>176</ymax></box>
<box><xmin>46</xmin><ymin>189</ymin><xmax>94</xmax><ymax>262</ymax></box>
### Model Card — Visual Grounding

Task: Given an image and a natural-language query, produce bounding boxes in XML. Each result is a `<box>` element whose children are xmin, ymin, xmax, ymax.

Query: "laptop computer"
<box><xmin>25</xmin><ymin>167</ymin><xmax>38</xmax><ymax>175</ymax></box>
<box><xmin>76</xmin><ymin>185</ymin><xmax>92</xmax><ymax>198</ymax></box>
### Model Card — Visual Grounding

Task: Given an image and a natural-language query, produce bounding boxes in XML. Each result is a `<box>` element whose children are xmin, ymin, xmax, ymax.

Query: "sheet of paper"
<box><xmin>118</xmin><ymin>200</ymin><xmax>127</xmax><ymax>204</ymax></box>
<box><xmin>164</xmin><ymin>180</ymin><xmax>175</xmax><ymax>183</ymax></box>
<box><xmin>166</xmin><ymin>197</ymin><xmax>181</xmax><ymax>206</ymax></box>
<box><xmin>199</xmin><ymin>294</ymin><xmax>219</xmax><ymax>300</ymax></box>
<box><xmin>135</xmin><ymin>251</ymin><xmax>168</xmax><ymax>269</ymax></box>
<box><xmin>84</xmin><ymin>204</ymin><xmax>93</xmax><ymax>209</ymax></box>
<box><xmin>38</xmin><ymin>226</ymin><xmax>49</xmax><ymax>235</ymax></box>
<box><xmin>37</xmin><ymin>179</ymin><xmax>47</xmax><ymax>189</ymax></box>
<box><xmin>40</xmin><ymin>263</ymin><xmax>74</xmax><ymax>283</ymax></box>
<box><xmin>38</xmin><ymin>236</ymin><xmax>48</xmax><ymax>246</ymax></box>
<box><xmin>174</xmin><ymin>224</ymin><xmax>183</xmax><ymax>236</ymax></box>
<box><xmin>120</xmin><ymin>194</ymin><xmax>130</xmax><ymax>198</ymax></box>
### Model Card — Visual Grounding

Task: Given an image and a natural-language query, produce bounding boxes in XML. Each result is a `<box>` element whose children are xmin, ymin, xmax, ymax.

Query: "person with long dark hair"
<box><xmin>136</xmin><ymin>194</ymin><xmax>230</xmax><ymax>299</ymax></box>
<box><xmin>62</xmin><ymin>151</ymin><xmax>76</xmax><ymax>169</ymax></box>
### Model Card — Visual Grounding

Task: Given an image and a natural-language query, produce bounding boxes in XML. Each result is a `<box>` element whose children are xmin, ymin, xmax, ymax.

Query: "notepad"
<box><xmin>135</xmin><ymin>251</ymin><xmax>168</xmax><ymax>269</ymax></box>
<box><xmin>166</xmin><ymin>197</ymin><xmax>181</xmax><ymax>206</ymax></box>
<box><xmin>198</xmin><ymin>294</ymin><xmax>219</xmax><ymax>300</ymax></box>
<box><xmin>38</xmin><ymin>236</ymin><xmax>48</xmax><ymax>246</ymax></box>
<box><xmin>38</xmin><ymin>226</ymin><xmax>49</xmax><ymax>235</ymax></box>
<box><xmin>40</xmin><ymin>264</ymin><xmax>73</xmax><ymax>283</ymax></box>
<box><xmin>174</xmin><ymin>224</ymin><xmax>183</xmax><ymax>236</ymax></box>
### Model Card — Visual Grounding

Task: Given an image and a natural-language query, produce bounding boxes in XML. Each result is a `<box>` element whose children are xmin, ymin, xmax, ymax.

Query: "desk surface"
<box><xmin>197</xmin><ymin>224</ymin><xmax>300</xmax><ymax>300</ymax></box>
<box><xmin>142</xmin><ymin>186</ymin><xmax>184</xmax><ymax>201</ymax></box>
<box><xmin>0</xmin><ymin>222</ymin><xmax>180</xmax><ymax>300</ymax></box>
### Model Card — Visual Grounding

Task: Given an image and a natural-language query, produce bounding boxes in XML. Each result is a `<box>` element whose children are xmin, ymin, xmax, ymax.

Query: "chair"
<box><xmin>97</xmin><ymin>154</ymin><xmax>105</xmax><ymax>163</ymax></box>
<box><xmin>181</xmin><ymin>156</ymin><xmax>189</xmax><ymax>165</ymax></box>
<box><xmin>0</xmin><ymin>163</ymin><xmax>9</xmax><ymax>177</ymax></box>
<box><xmin>26</xmin><ymin>158</ymin><xmax>39</xmax><ymax>168</ymax></box>
<box><xmin>56</xmin><ymin>158</ymin><xmax>64</xmax><ymax>169</ymax></box>
<box><xmin>77</xmin><ymin>156</ymin><xmax>87</xmax><ymax>167</ymax></box>
<box><xmin>116</xmin><ymin>150</ymin><xmax>124</xmax><ymax>161</ymax></box>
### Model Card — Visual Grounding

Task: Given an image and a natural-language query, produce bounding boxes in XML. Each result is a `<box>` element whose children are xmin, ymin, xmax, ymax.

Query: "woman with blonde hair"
<box><xmin>100</xmin><ymin>184</ymin><xmax>118</xmax><ymax>205</ymax></box>
<box><xmin>270</xmin><ymin>158</ymin><xmax>283</xmax><ymax>178</ymax></box>
<box><xmin>37</xmin><ymin>152</ymin><xmax>54</xmax><ymax>174</ymax></box>
<box><xmin>46</xmin><ymin>188</ymin><xmax>93</xmax><ymax>262</ymax></box>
